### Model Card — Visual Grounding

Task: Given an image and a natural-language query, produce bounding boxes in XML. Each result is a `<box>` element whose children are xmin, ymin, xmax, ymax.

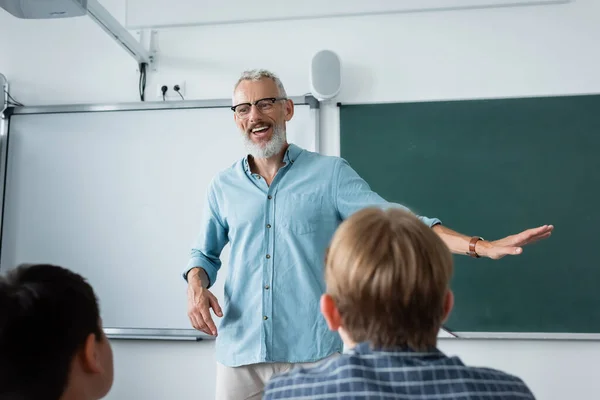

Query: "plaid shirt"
<box><xmin>263</xmin><ymin>342</ymin><xmax>535</xmax><ymax>400</ymax></box>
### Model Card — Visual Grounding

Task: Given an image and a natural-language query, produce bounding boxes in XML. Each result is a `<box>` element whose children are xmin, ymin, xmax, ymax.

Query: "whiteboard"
<box><xmin>0</xmin><ymin>99</ymin><xmax>318</xmax><ymax>338</ymax></box>
<box><xmin>125</xmin><ymin>0</ymin><xmax>569</xmax><ymax>29</ymax></box>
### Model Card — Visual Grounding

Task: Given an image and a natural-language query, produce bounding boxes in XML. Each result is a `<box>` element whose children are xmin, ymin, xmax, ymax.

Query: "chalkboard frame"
<box><xmin>339</xmin><ymin>94</ymin><xmax>600</xmax><ymax>340</ymax></box>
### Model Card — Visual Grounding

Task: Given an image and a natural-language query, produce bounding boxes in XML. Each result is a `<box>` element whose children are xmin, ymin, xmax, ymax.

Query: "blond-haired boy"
<box><xmin>264</xmin><ymin>208</ymin><xmax>535</xmax><ymax>400</ymax></box>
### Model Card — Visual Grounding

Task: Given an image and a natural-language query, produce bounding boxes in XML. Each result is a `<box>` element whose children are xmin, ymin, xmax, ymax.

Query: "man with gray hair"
<box><xmin>183</xmin><ymin>69</ymin><xmax>553</xmax><ymax>399</ymax></box>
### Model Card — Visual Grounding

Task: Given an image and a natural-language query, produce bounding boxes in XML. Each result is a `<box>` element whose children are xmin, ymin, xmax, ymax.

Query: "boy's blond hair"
<box><xmin>324</xmin><ymin>207</ymin><xmax>453</xmax><ymax>350</ymax></box>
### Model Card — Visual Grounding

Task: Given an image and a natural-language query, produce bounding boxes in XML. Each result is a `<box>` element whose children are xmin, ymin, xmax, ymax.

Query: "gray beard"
<box><xmin>243</xmin><ymin>124</ymin><xmax>286</xmax><ymax>159</ymax></box>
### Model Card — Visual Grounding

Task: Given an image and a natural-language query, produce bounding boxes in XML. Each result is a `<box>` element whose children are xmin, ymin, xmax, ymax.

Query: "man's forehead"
<box><xmin>233</xmin><ymin>79</ymin><xmax>279</xmax><ymax>103</ymax></box>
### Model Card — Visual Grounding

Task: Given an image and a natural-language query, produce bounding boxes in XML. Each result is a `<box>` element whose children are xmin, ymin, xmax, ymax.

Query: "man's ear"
<box><xmin>442</xmin><ymin>290</ymin><xmax>454</xmax><ymax>323</ymax></box>
<box><xmin>284</xmin><ymin>99</ymin><xmax>294</xmax><ymax>122</ymax></box>
<box><xmin>320</xmin><ymin>293</ymin><xmax>342</xmax><ymax>331</ymax></box>
<box><xmin>80</xmin><ymin>333</ymin><xmax>102</xmax><ymax>374</ymax></box>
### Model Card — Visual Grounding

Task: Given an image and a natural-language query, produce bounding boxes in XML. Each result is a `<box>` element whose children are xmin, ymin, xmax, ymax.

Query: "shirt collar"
<box><xmin>351</xmin><ymin>341</ymin><xmax>443</xmax><ymax>357</ymax></box>
<box><xmin>283</xmin><ymin>143</ymin><xmax>302</xmax><ymax>165</ymax></box>
<box><xmin>243</xmin><ymin>143</ymin><xmax>303</xmax><ymax>173</ymax></box>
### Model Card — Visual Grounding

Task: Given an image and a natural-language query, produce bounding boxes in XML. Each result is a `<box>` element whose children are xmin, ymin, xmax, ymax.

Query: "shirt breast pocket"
<box><xmin>277</xmin><ymin>192</ymin><xmax>324</xmax><ymax>235</ymax></box>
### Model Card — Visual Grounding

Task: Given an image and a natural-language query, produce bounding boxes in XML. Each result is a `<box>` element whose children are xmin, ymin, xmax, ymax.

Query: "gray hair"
<box><xmin>233</xmin><ymin>69</ymin><xmax>287</xmax><ymax>98</ymax></box>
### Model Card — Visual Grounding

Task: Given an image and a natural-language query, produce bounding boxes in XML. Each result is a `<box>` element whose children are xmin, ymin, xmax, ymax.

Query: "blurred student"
<box><xmin>0</xmin><ymin>263</ymin><xmax>114</xmax><ymax>400</ymax></box>
<box><xmin>263</xmin><ymin>208</ymin><xmax>536</xmax><ymax>400</ymax></box>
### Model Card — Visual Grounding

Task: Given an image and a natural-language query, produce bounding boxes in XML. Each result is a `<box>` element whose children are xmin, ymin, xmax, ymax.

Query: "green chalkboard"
<box><xmin>339</xmin><ymin>94</ymin><xmax>600</xmax><ymax>335</ymax></box>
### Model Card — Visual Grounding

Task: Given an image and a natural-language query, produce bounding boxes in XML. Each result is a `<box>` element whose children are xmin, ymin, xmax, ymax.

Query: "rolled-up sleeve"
<box><xmin>183</xmin><ymin>179</ymin><xmax>229</xmax><ymax>288</ymax></box>
<box><xmin>333</xmin><ymin>158</ymin><xmax>441</xmax><ymax>227</ymax></box>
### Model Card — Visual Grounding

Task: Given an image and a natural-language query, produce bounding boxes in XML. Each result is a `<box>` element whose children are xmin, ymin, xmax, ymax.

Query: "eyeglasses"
<box><xmin>231</xmin><ymin>97</ymin><xmax>287</xmax><ymax>118</ymax></box>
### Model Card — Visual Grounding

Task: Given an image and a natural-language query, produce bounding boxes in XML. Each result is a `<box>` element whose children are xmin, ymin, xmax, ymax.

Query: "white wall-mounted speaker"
<box><xmin>309</xmin><ymin>50</ymin><xmax>341</xmax><ymax>101</ymax></box>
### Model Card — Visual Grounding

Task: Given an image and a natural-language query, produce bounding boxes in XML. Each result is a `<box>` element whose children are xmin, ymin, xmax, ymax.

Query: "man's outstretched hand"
<box><xmin>479</xmin><ymin>225</ymin><xmax>554</xmax><ymax>260</ymax></box>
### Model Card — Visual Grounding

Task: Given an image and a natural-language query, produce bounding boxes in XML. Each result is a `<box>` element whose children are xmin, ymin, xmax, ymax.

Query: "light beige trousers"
<box><xmin>214</xmin><ymin>353</ymin><xmax>339</xmax><ymax>400</ymax></box>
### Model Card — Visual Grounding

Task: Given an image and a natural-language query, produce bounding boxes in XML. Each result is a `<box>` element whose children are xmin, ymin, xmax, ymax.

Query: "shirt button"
<box><xmin>265</xmin><ymin>284</ymin><xmax>270</xmax><ymax>290</ymax></box>
<box><xmin>266</xmin><ymin>224</ymin><xmax>271</xmax><ymax>228</ymax></box>
<box><xmin>267</xmin><ymin>195</ymin><xmax>272</xmax><ymax>199</ymax></box>
<box><xmin>266</xmin><ymin>254</ymin><xmax>270</xmax><ymax>259</ymax></box>
<box><xmin>263</xmin><ymin>316</ymin><xmax>268</xmax><ymax>320</ymax></box>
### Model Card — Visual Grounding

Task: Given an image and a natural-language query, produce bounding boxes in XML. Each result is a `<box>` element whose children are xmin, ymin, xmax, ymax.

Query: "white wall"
<box><xmin>2</xmin><ymin>1</ymin><xmax>600</xmax><ymax>399</ymax></box>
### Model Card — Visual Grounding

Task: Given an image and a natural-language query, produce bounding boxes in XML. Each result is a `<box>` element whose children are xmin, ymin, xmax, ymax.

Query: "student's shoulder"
<box><xmin>262</xmin><ymin>369</ymin><xmax>311</xmax><ymax>400</ymax></box>
<box><xmin>263</xmin><ymin>354</ymin><xmax>346</xmax><ymax>399</ymax></box>
<box><xmin>465</xmin><ymin>364</ymin><xmax>536</xmax><ymax>399</ymax></box>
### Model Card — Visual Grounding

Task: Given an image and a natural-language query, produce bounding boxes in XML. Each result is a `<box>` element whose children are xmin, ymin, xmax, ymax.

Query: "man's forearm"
<box><xmin>432</xmin><ymin>224</ymin><xmax>491</xmax><ymax>257</ymax></box>
<box><xmin>187</xmin><ymin>267</ymin><xmax>210</xmax><ymax>288</ymax></box>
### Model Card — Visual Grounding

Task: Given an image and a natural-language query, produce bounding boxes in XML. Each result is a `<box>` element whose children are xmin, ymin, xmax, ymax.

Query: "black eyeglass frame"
<box><xmin>230</xmin><ymin>97</ymin><xmax>288</xmax><ymax>113</ymax></box>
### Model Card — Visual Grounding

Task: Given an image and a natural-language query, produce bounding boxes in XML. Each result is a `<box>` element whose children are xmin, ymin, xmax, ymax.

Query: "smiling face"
<box><xmin>232</xmin><ymin>77</ymin><xmax>294</xmax><ymax>159</ymax></box>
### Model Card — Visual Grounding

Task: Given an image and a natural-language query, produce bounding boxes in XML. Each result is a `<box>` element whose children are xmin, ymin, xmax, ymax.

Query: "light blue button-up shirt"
<box><xmin>184</xmin><ymin>144</ymin><xmax>441</xmax><ymax>367</ymax></box>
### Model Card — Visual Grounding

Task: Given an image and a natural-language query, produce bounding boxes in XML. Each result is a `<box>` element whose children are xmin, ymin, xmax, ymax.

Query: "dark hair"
<box><xmin>0</xmin><ymin>264</ymin><xmax>102</xmax><ymax>400</ymax></box>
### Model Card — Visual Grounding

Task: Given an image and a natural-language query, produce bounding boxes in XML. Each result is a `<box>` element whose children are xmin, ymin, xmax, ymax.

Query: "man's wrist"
<box><xmin>474</xmin><ymin>239</ymin><xmax>492</xmax><ymax>258</ymax></box>
<box><xmin>187</xmin><ymin>267</ymin><xmax>209</xmax><ymax>288</ymax></box>
<box><xmin>466</xmin><ymin>236</ymin><xmax>491</xmax><ymax>258</ymax></box>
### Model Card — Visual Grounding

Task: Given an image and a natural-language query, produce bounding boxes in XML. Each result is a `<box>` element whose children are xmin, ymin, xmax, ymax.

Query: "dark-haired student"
<box><xmin>0</xmin><ymin>263</ymin><xmax>114</xmax><ymax>400</ymax></box>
